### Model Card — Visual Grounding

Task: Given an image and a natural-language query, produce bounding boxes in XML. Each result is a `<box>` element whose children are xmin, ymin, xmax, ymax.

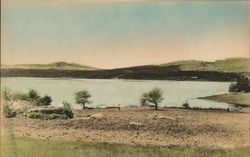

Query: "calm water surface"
<box><xmin>1</xmin><ymin>77</ymin><xmax>232</xmax><ymax>109</ymax></box>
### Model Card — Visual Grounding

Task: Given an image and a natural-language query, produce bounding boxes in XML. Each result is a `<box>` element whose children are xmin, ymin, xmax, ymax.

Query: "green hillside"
<box><xmin>1</xmin><ymin>62</ymin><xmax>98</xmax><ymax>70</ymax></box>
<box><xmin>160</xmin><ymin>58</ymin><xmax>249</xmax><ymax>73</ymax></box>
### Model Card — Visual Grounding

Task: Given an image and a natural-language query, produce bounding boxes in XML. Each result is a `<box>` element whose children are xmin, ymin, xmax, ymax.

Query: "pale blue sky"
<box><xmin>2</xmin><ymin>1</ymin><xmax>249</xmax><ymax>68</ymax></box>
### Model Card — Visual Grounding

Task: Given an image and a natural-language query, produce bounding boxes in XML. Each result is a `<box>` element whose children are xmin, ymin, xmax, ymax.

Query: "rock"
<box><xmin>129</xmin><ymin>122</ymin><xmax>143</xmax><ymax>126</ymax></box>
<box><xmin>90</xmin><ymin>113</ymin><xmax>103</xmax><ymax>119</ymax></box>
<box><xmin>81</xmin><ymin>117</ymin><xmax>91</xmax><ymax>120</ymax></box>
<box><xmin>153</xmin><ymin>115</ymin><xmax>175</xmax><ymax>120</ymax></box>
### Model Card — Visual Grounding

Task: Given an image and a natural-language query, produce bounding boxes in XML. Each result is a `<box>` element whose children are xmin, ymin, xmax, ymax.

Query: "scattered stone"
<box><xmin>153</xmin><ymin>115</ymin><xmax>175</xmax><ymax>120</ymax></box>
<box><xmin>81</xmin><ymin>117</ymin><xmax>91</xmax><ymax>120</ymax></box>
<box><xmin>129</xmin><ymin>122</ymin><xmax>143</xmax><ymax>127</ymax></box>
<box><xmin>90</xmin><ymin>113</ymin><xmax>103</xmax><ymax>119</ymax></box>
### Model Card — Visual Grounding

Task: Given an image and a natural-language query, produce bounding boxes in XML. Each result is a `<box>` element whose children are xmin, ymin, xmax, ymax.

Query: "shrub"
<box><xmin>28</xmin><ymin>89</ymin><xmax>40</xmax><ymax>101</ymax></box>
<box><xmin>33</xmin><ymin>96</ymin><xmax>52</xmax><ymax>106</ymax></box>
<box><xmin>3</xmin><ymin>105</ymin><xmax>16</xmax><ymax>118</ymax></box>
<box><xmin>27</xmin><ymin>112</ymin><xmax>44</xmax><ymax>119</ymax></box>
<box><xmin>13</xmin><ymin>92</ymin><xmax>29</xmax><ymax>101</ymax></box>
<box><xmin>27</xmin><ymin>108</ymin><xmax>73</xmax><ymax>120</ymax></box>
<box><xmin>41</xmin><ymin>95</ymin><xmax>52</xmax><ymax>106</ymax></box>
<box><xmin>182</xmin><ymin>102</ymin><xmax>190</xmax><ymax>109</ymax></box>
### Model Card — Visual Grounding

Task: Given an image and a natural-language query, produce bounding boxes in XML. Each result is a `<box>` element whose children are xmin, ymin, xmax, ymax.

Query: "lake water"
<box><xmin>1</xmin><ymin>77</ymin><xmax>232</xmax><ymax>109</ymax></box>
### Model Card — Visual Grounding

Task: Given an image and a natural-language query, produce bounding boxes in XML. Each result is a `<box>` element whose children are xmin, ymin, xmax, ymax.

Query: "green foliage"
<box><xmin>75</xmin><ymin>90</ymin><xmax>91</xmax><ymax>109</ymax></box>
<box><xmin>28</xmin><ymin>89</ymin><xmax>40</xmax><ymax>101</ymax></box>
<box><xmin>7</xmin><ymin>89</ymin><xmax>53</xmax><ymax>106</ymax></box>
<box><xmin>3</xmin><ymin>105</ymin><xmax>16</xmax><ymax>118</ymax></box>
<box><xmin>33</xmin><ymin>95</ymin><xmax>52</xmax><ymax>106</ymax></box>
<box><xmin>141</xmin><ymin>88</ymin><xmax>164</xmax><ymax>110</ymax></box>
<box><xmin>42</xmin><ymin>95</ymin><xmax>52</xmax><ymax>105</ymax></box>
<box><xmin>229</xmin><ymin>76</ymin><xmax>250</xmax><ymax>93</ymax></box>
<box><xmin>27</xmin><ymin>112</ymin><xmax>44</xmax><ymax>119</ymax></box>
<box><xmin>13</xmin><ymin>92</ymin><xmax>29</xmax><ymax>101</ymax></box>
<box><xmin>27</xmin><ymin>112</ymin><xmax>68</xmax><ymax>120</ymax></box>
<box><xmin>182</xmin><ymin>102</ymin><xmax>190</xmax><ymax>108</ymax></box>
<box><xmin>27</xmin><ymin>108</ymin><xmax>73</xmax><ymax>120</ymax></box>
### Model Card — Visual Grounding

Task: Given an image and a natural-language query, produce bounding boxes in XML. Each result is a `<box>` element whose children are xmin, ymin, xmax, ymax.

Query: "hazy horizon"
<box><xmin>1</xmin><ymin>1</ymin><xmax>249</xmax><ymax>69</ymax></box>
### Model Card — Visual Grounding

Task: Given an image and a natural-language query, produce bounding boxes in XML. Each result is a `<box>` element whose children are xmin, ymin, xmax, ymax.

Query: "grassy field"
<box><xmin>200</xmin><ymin>92</ymin><xmax>250</xmax><ymax>106</ymax></box>
<box><xmin>160</xmin><ymin>58</ymin><xmax>250</xmax><ymax>73</ymax></box>
<box><xmin>1</xmin><ymin>136</ymin><xmax>249</xmax><ymax>157</ymax></box>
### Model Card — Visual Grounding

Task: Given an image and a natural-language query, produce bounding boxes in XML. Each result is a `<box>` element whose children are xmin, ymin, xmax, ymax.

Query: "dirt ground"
<box><xmin>2</xmin><ymin>107</ymin><xmax>249</xmax><ymax>148</ymax></box>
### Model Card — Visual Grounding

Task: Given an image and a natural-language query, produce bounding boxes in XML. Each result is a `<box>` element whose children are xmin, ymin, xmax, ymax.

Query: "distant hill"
<box><xmin>160</xmin><ymin>58</ymin><xmax>250</xmax><ymax>73</ymax></box>
<box><xmin>1</xmin><ymin>62</ymin><xmax>98</xmax><ymax>70</ymax></box>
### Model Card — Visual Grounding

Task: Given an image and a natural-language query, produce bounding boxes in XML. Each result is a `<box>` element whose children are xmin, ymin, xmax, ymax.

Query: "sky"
<box><xmin>1</xmin><ymin>0</ymin><xmax>249</xmax><ymax>69</ymax></box>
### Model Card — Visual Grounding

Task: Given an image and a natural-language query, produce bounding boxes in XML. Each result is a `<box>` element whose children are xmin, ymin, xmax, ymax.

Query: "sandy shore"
<box><xmin>2</xmin><ymin>107</ymin><xmax>249</xmax><ymax>148</ymax></box>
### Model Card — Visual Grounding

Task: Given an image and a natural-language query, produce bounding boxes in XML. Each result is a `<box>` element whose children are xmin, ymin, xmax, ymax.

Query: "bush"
<box><xmin>3</xmin><ymin>105</ymin><xmax>16</xmax><ymax>118</ymax></box>
<box><xmin>27</xmin><ymin>112</ymin><xmax>44</xmax><ymax>119</ymax></box>
<box><xmin>182</xmin><ymin>102</ymin><xmax>190</xmax><ymax>109</ymax></box>
<box><xmin>33</xmin><ymin>96</ymin><xmax>52</xmax><ymax>106</ymax></box>
<box><xmin>40</xmin><ymin>108</ymin><xmax>73</xmax><ymax>118</ymax></box>
<box><xmin>28</xmin><ymin>89</ymin><xmax>40</xmax><ymax>101</ymax></box>
<box><xmin>13</xmin><ymin>92</ymin><xmax>29</xmax><ymax>101</ymax></box>
<box><xmin>27</xmin><ymin>108</ymin><xmax>73</xmax><ymax>120</ymax></box>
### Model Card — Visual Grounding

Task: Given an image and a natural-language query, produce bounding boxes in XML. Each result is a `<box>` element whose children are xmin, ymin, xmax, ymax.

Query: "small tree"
<box><xmin>75</xmin><ymin>90</ymin><xmax>91</xmax><ymax>109</ymax></box>
<box><xmin>140</xmin><ymin>88</ymin><xmax>164</xmax><ymax>110</ymax></box>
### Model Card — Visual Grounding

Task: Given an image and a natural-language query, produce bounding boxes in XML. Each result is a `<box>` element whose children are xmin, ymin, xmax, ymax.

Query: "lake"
<box><xmin>1</xmin><ymin>77</ymin><xmax>232</xmax><ymax>109</ymax></box>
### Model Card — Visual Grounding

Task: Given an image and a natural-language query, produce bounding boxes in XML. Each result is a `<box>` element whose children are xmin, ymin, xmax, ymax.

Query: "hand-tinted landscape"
<box><xmin>1</xmin><ymin>1</ymin><xmax>249</xmax><ymax>157</ymax></box>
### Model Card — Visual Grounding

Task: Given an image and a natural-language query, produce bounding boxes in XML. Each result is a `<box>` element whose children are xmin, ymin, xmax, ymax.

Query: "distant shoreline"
<box><xmin>1</xmin><ymin>68</ymin><xmax>242</xmax><ymax>82</ymax></box>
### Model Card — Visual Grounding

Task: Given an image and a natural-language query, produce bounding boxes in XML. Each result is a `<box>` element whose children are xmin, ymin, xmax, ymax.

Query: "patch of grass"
<box><xmin>0</xmin><ymin>136</ymin><xmax>249</xmax><ymax>157</ymax></box>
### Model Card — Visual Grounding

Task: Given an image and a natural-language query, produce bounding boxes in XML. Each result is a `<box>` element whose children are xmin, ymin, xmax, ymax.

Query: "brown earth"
<box><xmin>1</xmin><ymin>107</ymin><xmax>249</xmax><ymax>148</ymax></box>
